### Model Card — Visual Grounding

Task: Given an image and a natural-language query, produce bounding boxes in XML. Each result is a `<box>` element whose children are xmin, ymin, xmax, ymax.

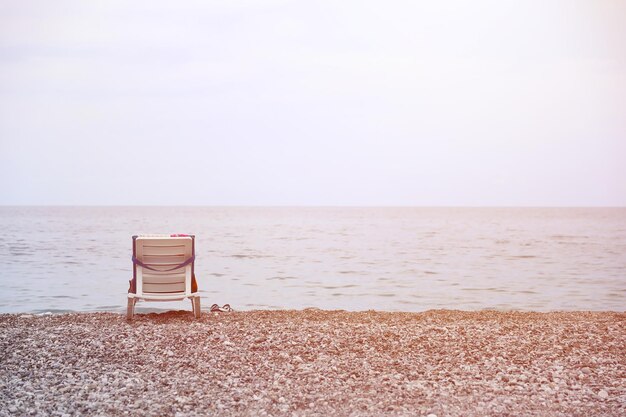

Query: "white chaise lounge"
<box><xmin>127</xmin><ymin>234</ymin><xmax>201</xmax><ymax>321</ymax></box>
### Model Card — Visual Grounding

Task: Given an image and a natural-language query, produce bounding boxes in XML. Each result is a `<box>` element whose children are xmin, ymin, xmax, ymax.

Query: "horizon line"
<box><xmin>1</xmin><ymin>204</ymin><xmax>625</xmax><ymax>209</ymax></box>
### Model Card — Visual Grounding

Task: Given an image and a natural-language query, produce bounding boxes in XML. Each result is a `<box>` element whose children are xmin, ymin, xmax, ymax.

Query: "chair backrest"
<box><xmin>133</xmin><ymin>235</ymin><xmax>194</xmax><ymax>297</ymax></box>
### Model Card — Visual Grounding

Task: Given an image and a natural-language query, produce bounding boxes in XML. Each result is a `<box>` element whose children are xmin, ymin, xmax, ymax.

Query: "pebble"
<box><xmin>598</xmin><ymin>390</ymin><xmax>609</xmax><ymax>399</ymax></box>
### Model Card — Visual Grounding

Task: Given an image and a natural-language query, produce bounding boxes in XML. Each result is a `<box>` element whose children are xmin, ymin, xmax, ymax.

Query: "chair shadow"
<box><xmin>129</xmin><ymin>309</ymin><xmax>201</xmax><ymax>323</ymax></box>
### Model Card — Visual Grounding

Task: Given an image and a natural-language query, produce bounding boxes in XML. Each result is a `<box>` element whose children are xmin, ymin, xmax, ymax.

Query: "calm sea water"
<box><xmin>0</xmin><ymin>207</ymin><xmax>624</xmax><ymax>314</ymax></box>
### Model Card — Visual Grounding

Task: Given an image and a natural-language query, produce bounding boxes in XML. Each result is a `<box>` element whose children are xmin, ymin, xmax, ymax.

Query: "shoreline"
<box><xmin>1</xmin><ymin>310</ymin><xmax>624</xmax><ymax>416</ymax></box>
<box><xmin>6</xmin><ymin>306</ymin><xmax>626</xmax><ymax>316</ymax></box>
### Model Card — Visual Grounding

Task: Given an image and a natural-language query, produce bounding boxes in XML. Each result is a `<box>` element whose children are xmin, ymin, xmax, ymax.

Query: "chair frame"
<box><xmin>127</xmin><ymin>234</ymin><xmax>201</xmax><ymax>321</ymax></box>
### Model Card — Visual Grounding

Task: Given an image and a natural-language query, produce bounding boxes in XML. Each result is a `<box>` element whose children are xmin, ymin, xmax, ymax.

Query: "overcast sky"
<box><xmin>0</xmin><ymin>0</ymin><xmax>624</xmax><ymax>206</ymax></box>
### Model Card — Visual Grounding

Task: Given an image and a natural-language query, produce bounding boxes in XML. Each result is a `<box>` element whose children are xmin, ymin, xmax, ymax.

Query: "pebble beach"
<box><xmin>1</xmin><ymin>310</ymin><xmax>624</xmax><ymax>416</ymax></box>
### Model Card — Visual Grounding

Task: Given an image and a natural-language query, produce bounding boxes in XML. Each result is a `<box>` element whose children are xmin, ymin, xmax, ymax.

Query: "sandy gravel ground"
<box><xmin>0</xmin><ymin>310</ymin><xmax>624</xmax><ymax>416</ymax></box>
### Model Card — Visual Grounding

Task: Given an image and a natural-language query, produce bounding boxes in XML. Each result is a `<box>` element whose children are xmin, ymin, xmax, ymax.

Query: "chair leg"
<box><xmin>126</xmin><ymin>298</ymin><xmax>134</xmax><ymax>321</ymax></box>
<box><xmin>193</xmin><ymin>297</ymin><xmax>201</xmax><ymax>319</ymax></box>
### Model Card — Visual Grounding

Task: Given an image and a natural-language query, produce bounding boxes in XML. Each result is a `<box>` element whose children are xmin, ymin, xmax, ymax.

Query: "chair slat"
<box><xmin>142</xmin><ymin>282</ymin><xmax>186</xmax><ymax>293</ymax></box>
<box><xmin>142</xmin><ymin>274</ymin><xmax>186</xmax><ymax>284</ymax></box>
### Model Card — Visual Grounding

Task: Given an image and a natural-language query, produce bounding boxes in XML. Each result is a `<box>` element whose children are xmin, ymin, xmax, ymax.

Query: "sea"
<box><xmin>0</xmin><ymin>207</ymin><xmax>624</xmax><ymax>314</ymax></box>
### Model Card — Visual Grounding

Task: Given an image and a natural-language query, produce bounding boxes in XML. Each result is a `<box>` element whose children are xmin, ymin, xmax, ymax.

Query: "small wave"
<box><xmin>266</xmin><ymin>276</ymin><xmax>298</xmax><ymax>281</ymax></box>
<box><xmin>226</xmin><ymin>253</ymin><xmax>274</xmax><ymax>259</ymax></box>
<box><xmin>9</xmin><ymin>245</ymin><xmax>29</xmax><ymax>250</ymax></box>
<box><xmin>32</xmin><ymin>309</ymin><xmax>75</xmax><ymax>314</ymax></box>
<box><xmin>95</xmin><ymin>305</ymin><xmax>122</xmax><ymax>310</ymax></box>
<box><xmin>551</xmin><ymin>234</ymin><xmax>589</xmax><ymax>239</ymax></box>
<box><xmin>397</xmin><ymin>300</ymin><xmax>419</xmax><ymax>305</ymax></box>
<box><xmin>321</xmin><ymin>284</ymin><xmax>358</xmax><ymax>289</ymax></box>
<box><xmin>461</xmin><ymin>287</ymin><xmax>506</xmax><ymax>293</ymax></box>
<box><xmin>37</xmin><ymin>295</ymin><xmax>76</xmax><ymax>299</ymax></box>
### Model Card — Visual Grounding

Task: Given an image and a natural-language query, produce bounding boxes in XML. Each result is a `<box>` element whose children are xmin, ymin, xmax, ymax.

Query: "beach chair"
<box><xmin>127</xmin><ymin>234</ymin><xmax>201</xmax><ymax>321</ymax></box>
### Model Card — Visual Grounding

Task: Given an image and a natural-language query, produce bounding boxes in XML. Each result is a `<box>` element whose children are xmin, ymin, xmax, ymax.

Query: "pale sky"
<box><xmin>0</xmin><ymin>0</ymin><xmax>625</xmax><ymax>206</ymax></box>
